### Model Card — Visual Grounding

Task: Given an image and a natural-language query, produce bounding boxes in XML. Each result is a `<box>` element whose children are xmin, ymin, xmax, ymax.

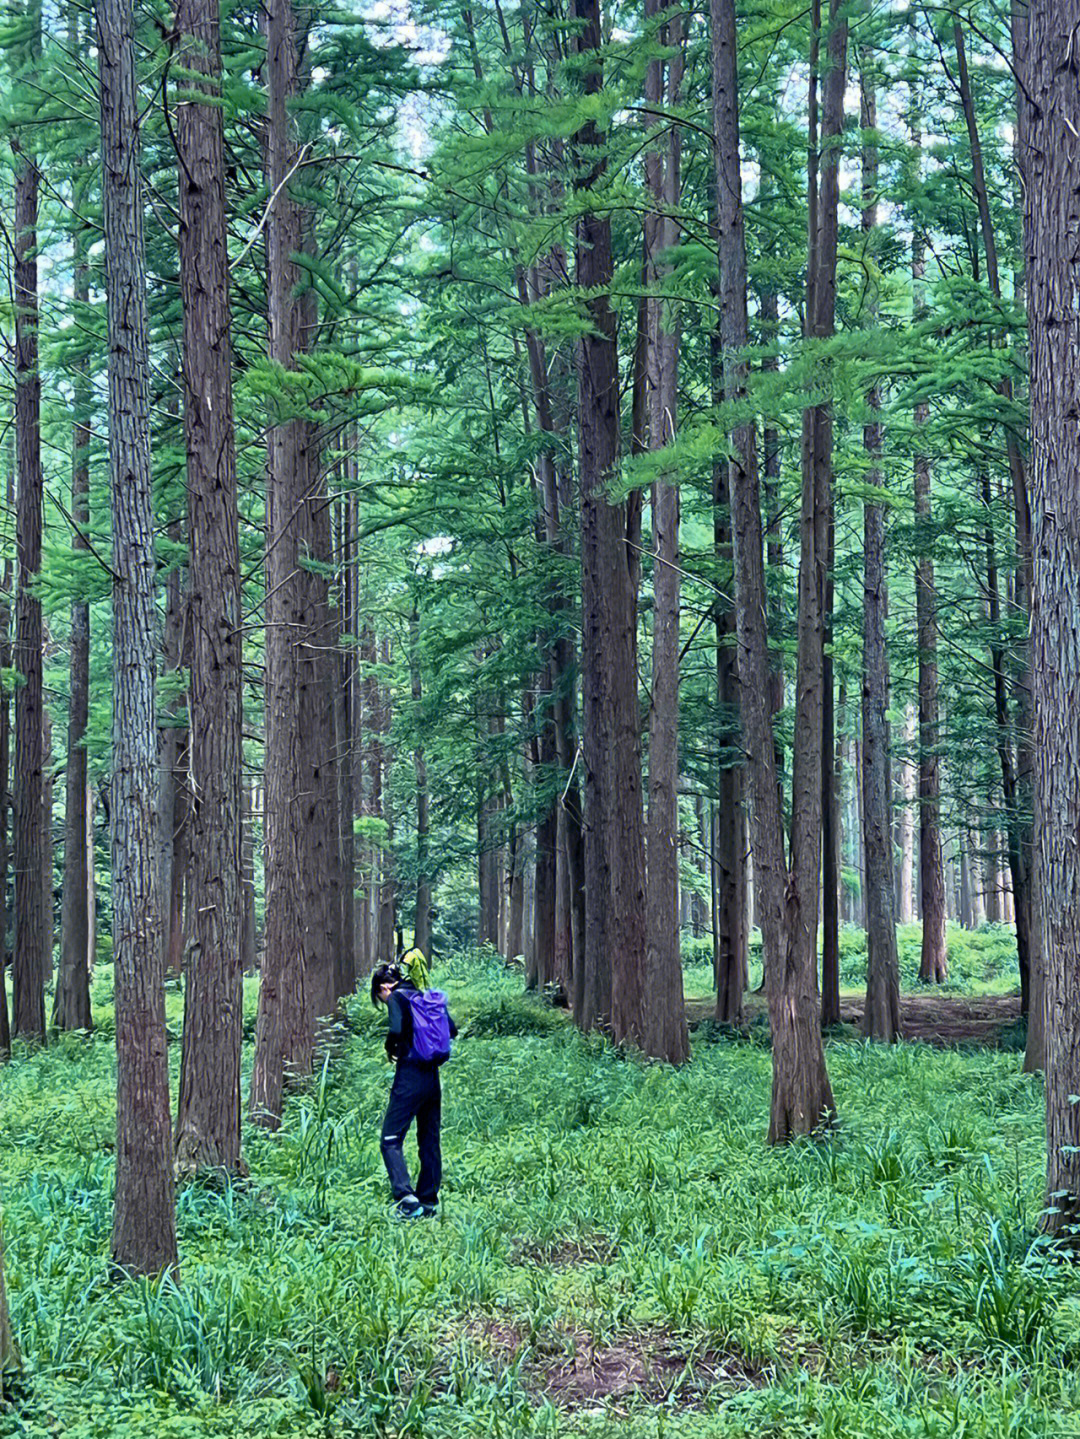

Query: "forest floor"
<box><xmin>1</xmin><ymin>932</ymin><xmax>1073</xmax><ymax>1439</ymax></box>
<box><xmin>686</xmin><ymin>992</ymin><xmax>1023</xmax><ymax>1048</ymax></box>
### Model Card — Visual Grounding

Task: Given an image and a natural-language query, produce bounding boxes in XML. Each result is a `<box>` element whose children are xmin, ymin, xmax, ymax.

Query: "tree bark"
<box><xmin>250</xmin><ymin>0</ymin><xmax>312</xmax><ymax>1125</ymax></box>
<box><xmin>409</xmin><ymin>606</ymin><xmax>431</xmax><ymax>958</ymax></box>
<box><xmin>910</xmin><ymin>85</ymin><xmax>948</xmax><ymax>985</ymax></box>
<box><xmin>1012</xmin><ymin>0</ymin><xmax>1044</xmax><ymax>1072</ymax></box>
<box><xmin>12</xmin><ymin>0</ymin><xmax>45</xmax><ymax>1041</ymax></box>
<box><xmin>55</xmin><ymin>158</ymin><xmax>93</xmax><ymax>1033</ymax></box>
<box><xmin>0</xmin><ymin>464</ymin><xmax>12</xmax><ymax>1059</ymax></box>
<box><xmin>711</xmin><ymin>216</ymin><xmax>747</xmax><ymax>1027</ymax></box>
<box><xmin>375</xmin><ymin>636</ymin><xmax>396</xmax><ymax>964</ymax></box>
<box><xmin>859</xmin><ymin>59</ymin><xmax>900</xmax><ymax>1043</ymax></box>
<box><xmin>98</xmin><ymin>0</ymin><xmax>178</xmax><ymax>1271</ymax></box>
<box><xmin>712</xmin><ymin>0</ymin><xmax>835</xmax><ymax>1139</ymax></box>
<box><xmin>297</xmin><ymin>372</ymin><xmax>340</xmax><ymax>1019</ymax></box>
<box><xmin>953</xmin><ymin>20</ymin><xmax>1034</xmax><ymax>1010</ymax></box>
<box><xmin>1021</xmin><ymin>0</ymin><xmax>1080</xmax><ymax>1234</ymax></box>
<box><xmin>241</xmin><ymin>783</ymin><xmax>257</xmax><ymax>974</ymax></box>
<box><xmin>643</xmin><ymin>0</ymin><xmax>688</xmax><ymax>1064</ymax></box>
<box><xmin>897</xmin><ymin>706</ymin><xmax>916</xmax><ymax>923</ymax></box>
<box><xmin>573</xmin><ymin>0</ymin><xmax>646</xmax><ymax>1039</ymax></box>
<box><xmin>173</xmin><ymin>0</ymin><xmax>245</xmax><ymax>1173</ymax></box>
<box><xmin>356</xmin><ymin>622</ymin><xmax>375</xmax><ymax>976</ymax></box>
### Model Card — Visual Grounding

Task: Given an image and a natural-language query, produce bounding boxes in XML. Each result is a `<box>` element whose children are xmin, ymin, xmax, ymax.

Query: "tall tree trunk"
<box><xmin>910</xmin><ymin>85</ymin><xmax>948</xmax><ymax>985</ymax></box>
<box><xmin>409</xmin><ymin>606</ymin><xmax>431</xmax><ymax>958</ymax></box>
<box><xmin>712</xmin><ymin>239</ymin><xmax>747</xmax><ymax>1027</ymax></box>
<box><xmin>1013</xmin><ymin>0</ymin><xmax>1044</xmax><ymax>1073</ymax></box>
<box><xmin>98</xmin><ymin>0</ymin><xmax>177</xmax><ymax>1271</ymax></box>
<box><xmin>897</xmin><ymin>706</ymin><xmax>916</xmax><ymax>923</ymax></box>
<box><xmin>12</xmin><ymin>0</ymin><xmax>45</xmax><ymax>1042</ymax></box>
<box><xmin>250</xmin><ymin>0</ymin><xmax>312</xmax><ymax>1124</ymax></box>
<box><xmin>173</xmin><ymin>0</ymin><xmax>244</xmax><ymax>1172</ymax></box>
<box><xmin>574</xmin><ymin>0</ymin><xmax>645</xmax><ymax>1038</ymax></box>
<box><xmin>643</xmin><ymin>0</ymin><xmax>688</xmax><ymax>1064</ymax></box>
<box><xmin>42</xmin><ymin>703</ymin><xmax>53</xmax><ymax>984</ymax></box>
<box><xmin>375</xmin><ymin>636</ymin><xmax>396</xmax><ymax>964</ymax></box>
<box><xmin>821</xmin><ymin>510</ymin><xmax>840</xmax><ymax>1028</ymax></box>
<box><xmin>859</xmin><ymin>58</ymin><xmax>900</xmax><ymax>1042</ymax></box>
<box><xmin>1022</xmin><ymin>0</ymin><xmax>1080</xmax><ymax>1232</ymax></box>
<box><xmin>297</xmin><ymin>377</ymin><xmax>340</xmax><ymax>1019</ymax></box>
<box><xmin>530</xmin><ymin>672</ymin><xmax>556</xmax><ymax>990</ymax></box>
<box><xmin>0</xmin><ymin>462</ymin><xmax>12</xmax><ymax>1059</ymax></box>
<box><xmin>158</xmin><ymin>360</ymin><xmax>187</xmax><ymax>988</ymax></box>
<box><xmin>355</xmin><ymin>622</ymin><xmax>375</xmax><ymax>976</ymax></box>
<box><xmin>55</xmin><ymin>160</ymin><xmax>93</xmax><ymax>1032</ymax></box>
<box><xmin>712</xmin><ymin>0</ymin><xmax>835</xmax><ymax>1139</ymax></box>
<box><xmin>953</xmin><ymin>20</ymin><xmax>1034</xmax><ymax>1011</ymax></box>
<box><xmin>333</xmin><ymin>497</ymin><xmax>355</xmax><ymax>996</ymax></box>
<box><xmin>241</xmin><ymin>783</ymin><xmax>257</xmax><ymax>973</ymax></box>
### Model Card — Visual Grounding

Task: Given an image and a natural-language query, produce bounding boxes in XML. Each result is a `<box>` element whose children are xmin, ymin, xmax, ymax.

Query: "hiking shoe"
<box><xmin>394</xmin><ymin>1196</ymin><xmax>423</xmax><ymax>1220</ymax></box>
<box><xmin>420</xmin><ymin>1203</ymin><xmax>438</xmax><ymax>1218</ymax></box>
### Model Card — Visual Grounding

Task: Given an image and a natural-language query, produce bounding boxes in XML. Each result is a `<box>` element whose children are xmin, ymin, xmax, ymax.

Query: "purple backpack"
<box><xmin>404</xmin><ymin>989</ymin><xmax>452</xmax><ymax>1065</ymax></box>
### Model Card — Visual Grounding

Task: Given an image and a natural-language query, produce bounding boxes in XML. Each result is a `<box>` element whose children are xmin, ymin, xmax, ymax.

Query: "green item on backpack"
<box><xmin>401</xmin><ymin>947</ymin><xmax>430</xmax><ymax>991</ymax></box>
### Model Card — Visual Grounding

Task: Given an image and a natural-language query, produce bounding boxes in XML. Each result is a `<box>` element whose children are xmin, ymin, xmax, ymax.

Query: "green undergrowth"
<box><xmin>682</xmin><ymin>922</ymin><xmax>1021</xmax><ymax>1000</ymax></box>
<box><xmin>0</xmin><ymin>951</ymin><xmax>1075</xmax><ymax>1438</ymax></box>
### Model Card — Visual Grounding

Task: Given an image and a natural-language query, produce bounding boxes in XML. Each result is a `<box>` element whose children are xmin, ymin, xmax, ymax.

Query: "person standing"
<box><xmin>371</xmin><ymin>962</ymin><xmax>456</xmax><ymax>1217</ymax></box>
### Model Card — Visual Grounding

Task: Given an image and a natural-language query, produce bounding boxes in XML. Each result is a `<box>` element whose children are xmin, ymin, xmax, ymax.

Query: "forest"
<box><xmin>1</xmin><ymin>0</ymin><xmax>1080</xmax><ymax>1431</ymax></box>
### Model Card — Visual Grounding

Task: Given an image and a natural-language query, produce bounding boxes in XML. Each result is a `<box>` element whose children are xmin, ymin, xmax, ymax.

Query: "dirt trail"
<box><xmin>686</xmin><ymin>992</ymin><xmax>1022</xmax><ymax>1049</ymax></box>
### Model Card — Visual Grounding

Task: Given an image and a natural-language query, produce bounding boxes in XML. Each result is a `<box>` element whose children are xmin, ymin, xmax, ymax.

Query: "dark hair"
<box><xmin>370</xmin><ymin>963</ymin><xmax>402</xmax><ymax>1006</ymax></box>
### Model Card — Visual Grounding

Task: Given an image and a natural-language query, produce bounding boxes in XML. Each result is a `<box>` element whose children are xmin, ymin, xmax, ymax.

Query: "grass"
<box><xmin>1</xmin><ymin>939</ymin><xmax>1077</xmax><ymax>1438</ymax></box>
<box><xmin>681</xmin><ymin>922</ymin><xmax>1024</xmax><ymax>1000</ymax></box>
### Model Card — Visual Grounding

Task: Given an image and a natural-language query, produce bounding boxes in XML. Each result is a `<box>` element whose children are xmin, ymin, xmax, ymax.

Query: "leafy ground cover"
<box><xmin>2</xmin><ymin>944</ymin><xmax>1077</xmax><ymax>1438</ymax></box>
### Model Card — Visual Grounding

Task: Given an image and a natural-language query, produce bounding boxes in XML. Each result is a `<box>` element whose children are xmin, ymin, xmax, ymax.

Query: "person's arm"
<box><xmin>386</xmin><ymin>991</ymin><xmax>408</xmax><ymax>1060</ymax></box>
<box><xmin>448</xmin><ymin>1010</ymin><xmax>458</xmax><ymax>1040</ymax></box>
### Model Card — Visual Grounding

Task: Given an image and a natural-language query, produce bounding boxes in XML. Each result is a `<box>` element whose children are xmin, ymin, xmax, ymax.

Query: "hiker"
<box><xmin>371</xmin><ymin>961</ymin><xmax>457</xmax><ymax>1219</ymax></box>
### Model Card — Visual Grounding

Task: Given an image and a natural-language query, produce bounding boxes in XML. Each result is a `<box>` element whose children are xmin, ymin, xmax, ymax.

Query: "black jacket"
<box><xmin>385</xmin><ymin>980</ymin><xmax>459</xmax><ymax>1064</ymax></box>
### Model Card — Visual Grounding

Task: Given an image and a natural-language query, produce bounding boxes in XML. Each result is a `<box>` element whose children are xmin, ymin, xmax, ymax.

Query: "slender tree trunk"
<box><xmin>250</xmin><ymin>0</ymin><xmax>311</xmax><ymax>1124</ymax></box>
<box><xmin>1011</xmin><ymin>0</ymin><xmax>1044</xmax><ymax>1070</ymax></box>
<box><xmin>42</xmin><ymin>704</ymin><xmax>53</xmax><ymax>984</ymax></box>
<box><xmin>953</xmin><ymin>20</ymin><xmax>1034</xmax><ymax>1009</ymax></box>
<box><xmin>643</xmin><ymin>0</ymin><xmax>688</xmax><ymax>1064</ymax></box>
<box><xmin>375</xmin><ymin>636</ymin><xmax>397</xmax><ymax>964</ymax></box>
<box><xmin>98</xmin><ymin>0</ymin><xmax>177</xmax><ymax>1271</ymax></box>
<box><xmin>960</xmin><ymin>831</ymin><xmax>974</xmax><ymax>930</ymax></box>
<box><xmin>713</xmin><ymin>0</ymin><xmax>835</xmax><ymax>1139</ymax></box>
<box><xmin>241</xmin><ymin>783</ymin><xmax>257</xmax><ymax>973</ymax></box>
<box><xmin>821</xmin><ymin>512</ymin><xmax>840</xmax><ymax>1029</ymax></box>
<box><xmin>1022</xmin><ymin>0</ymin><xmax>1080</xmax><ymax>1229</ymax></box>
<box><xmin>55</xmin><ymin>164</ymin><xmax>93</xmax><ymax>1032</ymax></box>
<box><xmin>530</xmin><ymin>670</ymin><xmax>556</xmax><ymax>989</ymax></box>
<box><xmin>574</xmin><ymin>0</ymin><xmax>645</xmax><ymax>1037</ymax></box>
<box><xmin>356</xmin><ymin>622</ymin><xmax>375</xmax><ymax>976</ymax></box>
<box><xmin>12</xmin><ymin>0</ymin><xmax>45</xmax><ymax>1041</ymax></box>
<box><xmin>910</xmin><ymin>88</ymin><xmax>948</xmax><ymax>985</ymax></box>
<box><xmin>897</xmin><ymin>707</ymin><xmax>916</xmax><ymax>923</ymax></box>
<box><xmin>297</xmin><ymin>379</ymin><xmax>340</xmax><ymax>1018</ymax></box>
<box><xmin>711</xmin><ymin>232</ymin><xmax>747</xmax><ymax>1026</ymax></box>
<box><xmin>173</xmin><ymin>0</ymin><xmax>244</xmax><ymax>1173</ymax></box>
<box><xmin>507</xmin><ymin>812</ymin><xmax>525</xmax><ymax>960</ymax></box>
<box><xmin>0</xmin><ymin>468</ymin><xmax>12</xmax><ymax>1059</ymax></box>
<box><xmin>859</xmin><ymin>59</ymin><xmax>900</xmax><ymax>1042</ymax></box>
<box><xmin>409</xmin><ymin>606</ymin><xmax>431</xmax><ymax>958</ymax></box>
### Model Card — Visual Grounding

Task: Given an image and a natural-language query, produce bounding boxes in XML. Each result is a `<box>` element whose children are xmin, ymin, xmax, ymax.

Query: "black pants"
<box><xmin>379</xmin><ymin>1062</ymin><xmax>442</xmax><ymax>1205</ymax></box>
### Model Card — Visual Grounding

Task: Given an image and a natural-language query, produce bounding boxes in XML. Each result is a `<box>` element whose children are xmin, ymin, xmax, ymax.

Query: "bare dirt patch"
<box><xmin>467</xmin><ymin>1318</ymin><xmax>759</xmax><ymax>1409</ymax></box>
<box><xmin>510</xmin><ymin>1235</ymin><xmax>619</xmax><ymax>1269</ymax></box>
<box><xmin>687</xmin><ymin>992</ymin><xmax>1022</xmax><ymax>1049</ymax></box>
